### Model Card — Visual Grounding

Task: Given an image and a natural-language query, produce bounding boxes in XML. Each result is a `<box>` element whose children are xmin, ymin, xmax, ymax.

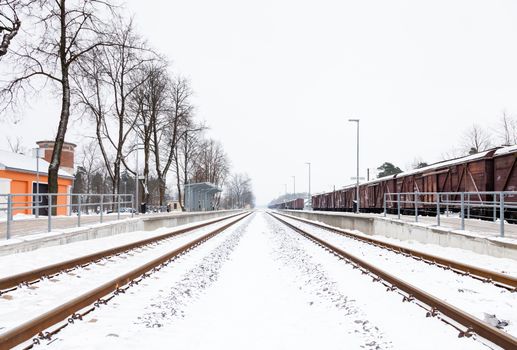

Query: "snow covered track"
<box><xmin>277</xmin><ymin>211</ymin><xmax>517</xmax><ymax>290</ymax></box>
<box><xmin>0</xmin><ymin>211</ymin><xmax>245</xmax><ymax>293</ymax></box>
<box><xmin>269</xmin><ymin>212</ymin><xmax>517</xmax><ymax>350</ymax></box>
<box><xmin>0</xmin><ymin>212</ymin><xmax>251</xmax><ymax>350</ymax></box>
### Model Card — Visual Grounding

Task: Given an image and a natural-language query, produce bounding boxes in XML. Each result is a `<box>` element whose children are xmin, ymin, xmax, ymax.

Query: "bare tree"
<box><xmin>191</xmin><ymin>138</ymin><xmax>229</xmax><ymax>207</ymax></box>
<box><xmin>462</xmin><ymin>124</ymin><xmax>492</xmax><ymax>155</ymax></box>
<box><xmin>153</xmin><ymin>76</ymin><xmax>195</xmax><ymax>206</ymax></box>
<box><xmin>174</xmin><ymin>120</ymin><xmax>204</xmax><ymax>210</ymax></box>
<box><xmin>496</xmin><ymin>111</ymin><xmax>517</xmax><ymax>146</ymax></box>
<box><xmin>440</xmin><ymin>147</ymin><xmax>464</xmax><ymax>161</ymax></box>
<box><xmin>76</xmin><ymin>139</ymin><xmax>102</xmax><ymax>196</ymax></box>
<box><xmin>0</xmin><ymin>0</ymin><xmax>23</xmax><ymax>59</ymax></box>
<box><xmin>225</xmin><ymin>173</ymin><xmax>254</xmax><ymax>209</ymax></box>
<box><xmin>130</xmin><ymin>63</ymin><xmax>169</xmax><ymax>205</ymax></box>
<box><xmin>1</xmin><ymin>0</ymin><xmax>115</xmax><ymax>201</ymax></box>
<box><xmin>74</xmin><ymin>18</ymin><xmax>152</xmax><ymax>197</ymax></box>
<box><xmin>409</xmin><ymin>157</ymin><xmax>428</xmax><ymax>170</ymax></box>
<box><xmin>6</xmin><ymin>135</ymin><xmax>25</xmax><ymax>154</ymax></box>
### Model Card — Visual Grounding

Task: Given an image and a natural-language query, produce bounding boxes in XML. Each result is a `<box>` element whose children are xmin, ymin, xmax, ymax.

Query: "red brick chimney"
<box><xmin>36</xmin><ymin>140</ymin><xmax>77</xmax><ymax>175</ymax></box>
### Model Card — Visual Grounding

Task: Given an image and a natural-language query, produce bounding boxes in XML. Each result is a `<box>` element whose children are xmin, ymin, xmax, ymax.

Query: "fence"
<box><xmin>383</xmin><ymin>191</ymin><xmax>517</xmax><ymax>237</ymax></box>
<box><xmin>0</xmin><ymin>193</ymin><xmax>134</xmax><ymax>239</ymax></box>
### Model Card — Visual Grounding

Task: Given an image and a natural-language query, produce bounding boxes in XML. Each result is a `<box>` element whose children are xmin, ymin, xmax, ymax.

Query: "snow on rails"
<box><xmin>268</xmin><ymin>211</ymin><xmax>517</xmax><ymax>349</ymax></box>
<box><xmin>0</xmin><ymin>212</ymin><xmax>251</xmax><ymax>350</ymax></box>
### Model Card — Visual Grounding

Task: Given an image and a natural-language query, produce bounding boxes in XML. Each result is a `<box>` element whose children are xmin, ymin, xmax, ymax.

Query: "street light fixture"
<box><xmin>305</xmin><ymin>162</ymin><xmax>311</xmax><ymax>209</ymax></box>
<box><xmin>348</xmin><ymin>118</ymin><xmax>360</xmax><ymax>213</ymax></box>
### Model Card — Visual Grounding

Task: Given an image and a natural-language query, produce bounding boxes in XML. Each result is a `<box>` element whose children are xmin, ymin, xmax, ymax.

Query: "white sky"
<box><xmin>2</xmin><ymin>0</ymin><xmax>517</xmax><ymax>206</ymax></box>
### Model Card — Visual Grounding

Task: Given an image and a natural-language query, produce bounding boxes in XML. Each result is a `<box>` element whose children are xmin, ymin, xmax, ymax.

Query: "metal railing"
<box><xmin>0</xmin><ymin>193</ymin><xmax>134</xmax><ymax>239</ymax></box>
<box><xmin>383</xmin><ymin>191</ymin><xmax>517</xmax><ymax>237</ymax></box>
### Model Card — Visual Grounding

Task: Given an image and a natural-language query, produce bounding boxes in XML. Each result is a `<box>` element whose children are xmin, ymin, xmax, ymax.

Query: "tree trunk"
<box><xmin>174</xmin><ymin>148</ymin><xmax>184</xmax><ymax>211</ymax></box>
<box><xmin>48</xmin><ymin>1</ymin><xmax>70</xmax><ymax>214</ymax></box>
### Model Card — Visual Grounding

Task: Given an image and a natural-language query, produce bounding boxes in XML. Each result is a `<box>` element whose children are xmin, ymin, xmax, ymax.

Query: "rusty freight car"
<box><xmin>312</xmin><ymin>146</ymin><xmax>515</xmax><ymax>219</ymax></box>
<box><xmin>269</xmin><ymin>198</ymin><xmax>305</xmax><ymax>210</ymax></box>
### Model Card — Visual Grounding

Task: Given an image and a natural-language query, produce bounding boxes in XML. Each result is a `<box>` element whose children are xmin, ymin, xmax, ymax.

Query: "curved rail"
<box><xmin>276</xmin><ymin>211</ymin><xmax>517</xmax><ymax>290</ymax></box>
<box><xmin>0</xmin><ymin>211</ymin><xmax>245</xmax><ymax>293</ymax></box>
<box><xmin>0</xmin><ymin>211</ymin><xmax>251</xmax><ymax>350</ymax></box>
<box><xmin>269</xmin><ymin>212</ymin><xmax>517</xmax><ymax>350</ymax></box>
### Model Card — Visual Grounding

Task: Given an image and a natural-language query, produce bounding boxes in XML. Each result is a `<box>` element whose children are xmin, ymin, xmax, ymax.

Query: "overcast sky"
<box><xmin>2</xmin><ymin>0</ymin><xmax>517</xmax><ymax>206</ymax></box>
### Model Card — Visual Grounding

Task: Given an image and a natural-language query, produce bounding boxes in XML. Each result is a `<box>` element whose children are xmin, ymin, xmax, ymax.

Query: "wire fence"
<box><xmin>0</xmin><ymin>193</ymin><xmax>134</xmax><ymax>239</ymax></box>
<box><xmin>383</xmin><ymin>191</ymin><xmax>517</xmax><ymax>237</ymax></box>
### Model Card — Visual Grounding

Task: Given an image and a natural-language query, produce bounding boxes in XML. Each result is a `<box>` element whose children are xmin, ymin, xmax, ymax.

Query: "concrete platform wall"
<box><xmin>282</xmin><ymin>210</ymin><xmax>517</xmax><ymax>260</ymax></box>
<box><xmin>0</xmin><ymin>210</ymin><xmax>243</xmax><ymax>256</ymax></box>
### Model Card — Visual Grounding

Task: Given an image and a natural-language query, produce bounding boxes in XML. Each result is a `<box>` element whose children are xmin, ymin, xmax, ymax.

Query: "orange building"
<box><xmin>0</xmin><ymin>147</ymin><xmax>74</xmax><ymax>216</ymax></box>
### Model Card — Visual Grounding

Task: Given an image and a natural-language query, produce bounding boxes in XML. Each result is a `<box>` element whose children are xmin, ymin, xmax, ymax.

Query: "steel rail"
<box><xmin>276</xmin><ymin>211</ymin><xmax>517</xmax><ymax>290</ymax></box>
<box><xmin>269</xmin><ymin>212</ymin><xmax>517</xmax><ymax>350</ymax></box>
<box><xmin>0</xmin><ymin>211</ymin><xmax>252</xmax><ymax>350</ymax></box>
<box><xmin>0</xmin><ymin>211</ymin><xmax>245</xmax><ymax>292</ymax></box>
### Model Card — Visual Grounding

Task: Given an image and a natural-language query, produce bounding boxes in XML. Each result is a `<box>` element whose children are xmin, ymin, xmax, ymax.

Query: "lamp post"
<box><xmin>135</xmin><ymin>143</ymin><xmax>142</xmax><ymax>214</ymax></box>
<box><xmin>348</xmin><ymin>118</ymin><xmax>360</xmax><ymax>213</ymax></box>
<box><xmin>305</xmin><ymin>162</ymin><xmax>311</xmax><ymax>209</ymax></box>
<box><xmin>291</xmin><ymin>176</ymin><xmax>296</xmax><ymax>198</ymax></box>
<box><xmin>32</xmin><ymin>148</ymin><xmax>44</xmax><ymax>218</ymax></box>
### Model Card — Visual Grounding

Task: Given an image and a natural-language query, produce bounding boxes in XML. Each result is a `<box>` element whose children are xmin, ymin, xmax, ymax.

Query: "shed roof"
<box><xmin>184</xmin><ymin>182</ymin><xmax>222</xmax><ymax>193</ymax></box>
<box><xmin>0</xmin><ymin>149</ymin><xmax>74</xmax><ymax>178</ymax></box>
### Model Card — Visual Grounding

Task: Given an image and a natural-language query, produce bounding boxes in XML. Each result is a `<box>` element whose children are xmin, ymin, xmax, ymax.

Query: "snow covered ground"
<box><xmin>0</xmin><ymin>214</ymin><xmax>246</xmax><ymax>335</ymax></box>
<box><xmin>20</xmin><ymin>211</ymin><xmax>497</xmax><ymax>350</ymax></box>
<box><xmin>276</xmin><ymin>213</ymin><xmax>517</xmax><ymax>337</ymax></box>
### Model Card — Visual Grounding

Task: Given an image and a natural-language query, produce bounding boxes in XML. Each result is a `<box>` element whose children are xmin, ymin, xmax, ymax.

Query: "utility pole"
<box><xmin>135</xmin><ymin>142</ymin><xmax>140</xmax><ymax>214</ymax></box>
<box><xmin>305</xmin><ymin>162</ymin><xmax>311</xmax><ymax>209</ymax></box>
<box><xmin>292</xmin><ymin>176</ymin><xmax>296</xmax><ymax>198</ymax></box>
<box><xmin>348</xmin><ymin>118</ymin><xmax>360</xmax><ymax>213</ymax></box>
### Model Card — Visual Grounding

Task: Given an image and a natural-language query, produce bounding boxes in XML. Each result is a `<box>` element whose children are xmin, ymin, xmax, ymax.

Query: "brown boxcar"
<box><xmin>313</xmin><ymin>146</ymin><xmax>513</xmax><ymax>219</ymax></box>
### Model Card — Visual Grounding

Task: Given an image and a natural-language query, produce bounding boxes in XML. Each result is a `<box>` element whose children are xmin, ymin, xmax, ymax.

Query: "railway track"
<box><xmin>275</xmin><ymin>211</ymin><xmax>517</xmax><ymax>290</ymax></box>
<box><xmin>0</xmin><ymin>211</ymin><xmax>245</xmax><ymax>294</ymax></box>
<box><xmin>269</xmin><ymin>211</ymin><xmax>517</xmax><ymax>350</ymax></box>
<box><xmin>0</xmin><ymin>211</ymin><xmax>251</xmax><ymax>350</ymax></box>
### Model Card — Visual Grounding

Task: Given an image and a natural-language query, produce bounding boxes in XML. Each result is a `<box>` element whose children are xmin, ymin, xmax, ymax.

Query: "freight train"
<box><xmin>269</xmin><ymin>198</ymin><xmax>305</xmax><ymax>210</ymax></box>
<box><xmin>312</xmin><ymin>145</ymin><xmax>517</xmax><ymax>218</ymax></box>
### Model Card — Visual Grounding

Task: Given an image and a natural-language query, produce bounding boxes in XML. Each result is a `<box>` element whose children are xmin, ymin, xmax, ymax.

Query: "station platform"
<box><xmin>0</xmin><ymin>210</ymin><xmax>242</xmax><ymax>256</ymax></box>
<box><xmin>0</xmin><ymin>214</ymin><xmax>133</xmax><ymax>239</ymax></box>
<box><xmin>381</xmin><ymin>213</ymin><xmax>516</xmax><ymax>239</ymax></box>
<box><xmin>281</xmin><ymin>210</ymin><xmax>517</xmax><ymax>259</ymax></box>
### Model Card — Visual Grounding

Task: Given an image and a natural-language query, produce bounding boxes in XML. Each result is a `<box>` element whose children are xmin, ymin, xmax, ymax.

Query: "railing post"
<box><xmin>414</xmin><ymin>192</ymin><xmax>418</xmax><ymax>222</ymax></box>
<box><xmin>493</xmin><ymin>194</ymin><xmax>497</xmax><ymax>222</ymax></box>
<box><xmin>500</xmin><ymin>192</ymin><xmax>505</xmax><ymax>237</ymax></box>
<box><xmin>436</xmin><ymin>193</ymin><xmax>440</xmax><ymax>226</ymax></box>
<box><xmin>383</xmin><ymin>194</ymin><xmax>386</xmax><ymax>217</ymax></box>
<box><xmin>131</xmin><ymin>195</ymin><xmax>135</xmax><ymax>218</ymax></box>
<box><xmin>117</xmin><ymin>194</ymin><xmax>121</xmax><ymax>220</ymax></box>
<box><xmin>78</xmin><ymin>195</ymin><xmax>81</xmax><ymax>227</ymax></box>
<box><xmin>467</xmin><ymin>192</ymin><xmax>470</xmax><ymax>219</ymax></box>
<box><xmin>48</xmin><ymin>194</ymin><xmax>52</xmax><ymax>233</ymax></box>
<box><xmin>397</xmin><ymin>193</ymin><xmax>401</xmax><ymax>220</ymax></box>
<box><xmin>460</xmin><ymin>192</ymin><xmax>465</xmax><ymax>230</ymax></box>
<box><xmin>6</xmin><ymin>194</ymin><xmax>12</xmax><ymax>240</ymax></box>
<box><xmin>100</xmin><ymin>194</ymin><xmax>104</xmax><ymax>223</ymax></box>
<box><xmin>446</xmin><ymin>194</ymin><xmax>449</xmax><ymax>217</ymax></box>
<box><xmin>35</xmin><ymin>192</ymin><xmax>39</xmax><ymax>218</ymax></box>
